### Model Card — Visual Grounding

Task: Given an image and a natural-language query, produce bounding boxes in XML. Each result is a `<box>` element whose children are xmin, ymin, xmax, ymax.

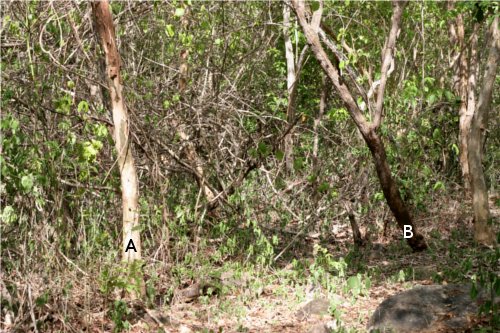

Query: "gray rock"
<box><xmin>367</xmin><ymin>284</ymin><xmax>496</xmax><ymax>333</ymax></box>
<box><xmin>296</xmin><ymin>297</ymin><xmax>331</xmax><ymax>321</ymax></box>
<box><xmin>308</xmin><ymin>322</ymin><xmax>330</xmax><ymax>333</ymax></box>
<box><xmin>308</xmin><ymin>320</ymin><xmax>339</xmax><ymax>333</ymax></box>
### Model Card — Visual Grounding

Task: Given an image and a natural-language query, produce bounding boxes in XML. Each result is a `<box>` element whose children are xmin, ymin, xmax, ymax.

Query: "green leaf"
<box><xmin>163</xmin><ymin>100</ymin><xmax>171</xmax><ymax>109</ymax></box>
<box><xmin>318</xmin><ymin>182</ymin><xmax>330</xmax><ymax>193</ymax></box>
<box><xmin>258</xmin><ymin>142</ymin><xmax>268</xmax><ymax>156</ymax></box>
<box><xmin>21</xmin><ymin>174</ymin><xmax>34</xmax><ymax>192</ymax></box>
<box><xmin>10</xmin><ymin>118</ymin><xmax>19</xmax><ymax>132</ymax></box>
<box><xmin>364</xmin><ymin>276</ymin><xmax>372</xmax><ymax>289</ymax></box>
<box><xmin>293</xmin><ymin>157</ymin><xmax>304</xmax><ymax>171</ymax></box>
<box><xmin>444</xmin><ymin>90</ymin><xmax>455</xmax><ymax>101</ymax></box>
<box><xmin>94</xmin><ymin>124</ymin><xmax>108</xmax><ymax>138</ymax></box>
<box><xmin>427</xmin><ymin>94</ymin><xmax>437</xmax><ymax>105</ymax></box>
<box><xmin>77</xmin><ymin>100</ymin><xmax>89</xmax><ymax>114</ymax></box>
<box><xmin>310</xmin><ymin>0</ymin><xmax>320</xmax><ymax>11</ymax></box>
<box><xmin>347</xmin><ymin>275</ymin><xmax>361</xmax><ymax>294</ymax></box>
<box><xmin>174</xmin><ymin>7</ymin><xmax>185</xmax><ymax>17</ymax></box>
<box><xmin>432</xmin><ymin>128</ymin><xmax>441</xmax><ymax>140</ymax></box>
<box><xmin>275</xmin><ymin>150</ymin><xmax>284</xmax><ymax>161</ymax></box>
<box><xmin>165</xmin><ymin>24</ymin><xmax>174</xmax><ymax>37</ymax></box>
<box><xmin>433</xmin><ymin>181</ymin><xmax>445</xmax><ymax>191</ymax></box>
<box><xmin>80</xmin><ymin>140</ymin><xmax>103</xmax><ymax>162</ymax></box>
<box><xmin>1</xmin><ymin>206</ymin><xmax>17</xmax><ymax>224</ymax></box>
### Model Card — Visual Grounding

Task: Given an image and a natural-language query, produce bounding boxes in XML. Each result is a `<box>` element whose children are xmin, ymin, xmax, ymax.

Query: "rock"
<box><xmin>308</xmin><ymin>320</ymin><xmax>339</xmax><ymax>333</ymax></box>
<box><xmin>367</xmin><ymin>284</ymin><xmax>497</xmax><ymax>333</ymax></box>
<box><xmin>308</xmin><ymin>322</ymin><xmax>329</xmax><ymax>333</ymax></box>
<box><xmin>296</xmin><ymin>297</ymin><xmax>330</xmax><ymax>321</ymax></box>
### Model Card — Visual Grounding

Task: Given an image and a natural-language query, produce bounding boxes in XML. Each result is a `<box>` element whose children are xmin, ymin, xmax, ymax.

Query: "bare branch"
<box><xmin>373</xmin><ymin>0</ymin><xmax>407</xmax><ymax>129</ymax></box>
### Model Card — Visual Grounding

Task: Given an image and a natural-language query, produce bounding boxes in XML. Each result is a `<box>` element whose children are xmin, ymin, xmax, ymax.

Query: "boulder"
<box><xmin>367</xmin><ymin>284</ymin><xmax>496</xmax><ymax>333</ymax></box>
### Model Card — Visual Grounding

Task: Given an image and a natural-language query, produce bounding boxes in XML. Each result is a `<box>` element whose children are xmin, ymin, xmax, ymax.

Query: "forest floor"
<box><xmin>2</xmin><ymin>196</ymin><xmax>498</xmax><ymax>333</ymax></box>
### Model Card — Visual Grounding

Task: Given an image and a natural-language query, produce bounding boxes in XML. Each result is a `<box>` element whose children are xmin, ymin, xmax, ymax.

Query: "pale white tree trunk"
<box><xmin>283</xmin><ymin>4</ymin><xmax>296</xmax><ymax>173</ymax></box>
<box><xmin>91</xmin><ymin>1</ymin><xmax>142</xmax><ymax>265</ymax></box>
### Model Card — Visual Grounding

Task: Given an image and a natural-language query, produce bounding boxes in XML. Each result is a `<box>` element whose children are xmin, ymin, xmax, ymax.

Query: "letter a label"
<box><xmin>403</xmin><ymin>225</ymin><xmax>413</xmax><ymax>239</ymax></box>
<box><xmin>125</xmin><ymin>239</ymin><xmax>137</xmax><ymax>252</ymax></box>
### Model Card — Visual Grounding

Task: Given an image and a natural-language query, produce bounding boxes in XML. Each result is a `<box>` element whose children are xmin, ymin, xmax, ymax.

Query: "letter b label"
<box><xmin>403</xmin><ymin>225</ymin><xmax>413</xmax><ymax>239</ymax></box>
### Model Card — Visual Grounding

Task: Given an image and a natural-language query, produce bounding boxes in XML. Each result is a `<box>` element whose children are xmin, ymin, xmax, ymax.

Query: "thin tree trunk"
<box><xmin>312</xmin><ymin>74</ymin><xmax>327</xmax><ymax>166</ymax></box>
<box><xmin>363</xmin><ymin>130</ymin><xmax>427</xmax><ymax>250</ymax></box>
<box><xmin>91</xmin><ymin>1</ymin><xmax>142</xmax><ymax>264</ymax></box>
<box><xmin>343</xmin><ymin>201</ymin><xmax>365</xmax><ymax>247</ymax></box>
<box><xmin>283</xmin><ymin>4</ymin><xmax>297</xmax><ymax>173</ymax></box>
<box><xmin>448</xmin><ymin>2</ymin><xmax>472</xmax><ymax>190</ymax></box>
<box><xmin>460</xmin><ymin>23</ymin><xmax>480</xmax><ymax>190</ymax></box>
<box><xmin>312</xmin><ymin>74</ymin><xmax>327</xmax><ymax>203</ymax></box>
<box><xmin>292</xmin><ymin>0</ymin><xmax>427</xmax><ymax>252</ymax></box>
<box><xmin>468</xmin><ymin>17</ymin><xmax>499</xmax><ymax>246</ymax></box>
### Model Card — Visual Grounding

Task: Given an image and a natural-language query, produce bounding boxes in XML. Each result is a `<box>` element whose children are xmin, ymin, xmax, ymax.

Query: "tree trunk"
<box><xmin>447</xmin><ymin>2</ymin><xmax>472</xmax><ymax>190</ymax></box>
<box><xmin>459</xmin><ymin>23</ymin><xmax>479</xmax><ymax>191</ymax></box>
<box><xmin>344</xmin><ymin>201</ymin><xmax>365</xmax><ymax>247</ymax></box>
<box><xmin>468</xmin><ymin>17</ymin><xmax>499</xmax><ymax>246</ymax></box>
<box><xmin>283</xmin><ymin>4</ymin><xmax>300</xmax><ymax>173</ymax></box>
<box><xmin>91</xmin><ymin>1</ymin><xmax>142</xmax><ymax>264</ymax></box>
<box><xmin>312</xmin><ymin>74</ymin><xmax>327</xmax><ymax>166</ymax></box>
<box><xmin>363</xmin><ymin>129</ymin><xmax>427</xmax><ymax>251</ymax></box>
<box><xmin>292</xmin><ymin>0</ymin><xmax>427</xmax><ymax>251</ymax></box>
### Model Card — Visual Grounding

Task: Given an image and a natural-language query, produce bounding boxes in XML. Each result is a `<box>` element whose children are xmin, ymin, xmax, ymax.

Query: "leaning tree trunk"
<box><xmin>468</xmin><ymin>16</ymin><xmax>499</xmax><ymax>247</ymax></box>
<box><xmin>291</xmin><ymin>0</ymin><xmax>427</xmax><ymax>251</ymax></box>
<box><xmin>363</xmin><ymin>130</ymin><xmax>426</xmax><ymax>250</ymax></box>
<box><xmin>91</xmin><ymin>2</ymin><xmax>142</xmax><ymax>266</ymax></box>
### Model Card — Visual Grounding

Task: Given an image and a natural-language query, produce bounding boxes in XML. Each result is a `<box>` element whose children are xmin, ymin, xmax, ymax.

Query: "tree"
<box><xmin>448</xmin><ymin>0</ymin><xmax>473</xmax><ymax>190</ymax></box>
<box><xmin>291</xmin><ymin>0</ymin><xmax>427</xmax><ymax>251</ymax></box>
<box><xmin>282</xmin><ymin>4</ymin><xmax>308</xmax><ymax>173</ymax></box>
<box><xmin>91</xmin><ymin>0</ymin><xmax>143</xmax><ymax>281</ymax></box>
<box><xmin>468</xmin><ymin>16</ymin><xmax>499</xmax><ymax>246</ymax></box>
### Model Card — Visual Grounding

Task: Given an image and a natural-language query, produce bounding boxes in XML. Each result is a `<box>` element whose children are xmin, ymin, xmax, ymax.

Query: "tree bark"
<box><xmin>447</xmin><ymin>2</ymin><xmax>472</xmax><ymax>190</ymax></box>
<box><xmin>291</xmin><ymin>0</ymin><xmax>427</xmax><ymax>251</ymax></box>
<box><xmin>313</xmin><ymin>74</ymin><xmax>327</xmax><ymax>168</ymax></box>
<box><xmin>468</xmin><ymin>17</ymin><xmax>499</xmax><ymax>246</ymax></box>
<box><xmin>283</xmin><ymin>5</ymin><xmax>308</xmax><ymax>174</ymax></box>
<box><xmin>283</xmin><ymin>3</ymin><xmax>296</xmax><ymax>173</ymax></box>
<box><xmin>91</xmin><ymin>1</ymin><xmax>142</xmax><ymax>263</ymax></box>
<box><xmin>460</xmin><ymin>23</ymin><xmax>479</xmax><ymax>190</ymax></box>
<box><xmin>363</xmin><ymin>130</ymin><xmax>427</xmax><ymax>251</ymax></box>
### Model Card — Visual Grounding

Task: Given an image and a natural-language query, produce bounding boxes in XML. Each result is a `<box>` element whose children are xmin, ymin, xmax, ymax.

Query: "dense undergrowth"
<box><xmin>1</xmin><ymin>189</ymin><xmax>499</xmax><ymax>331</ymax></box>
